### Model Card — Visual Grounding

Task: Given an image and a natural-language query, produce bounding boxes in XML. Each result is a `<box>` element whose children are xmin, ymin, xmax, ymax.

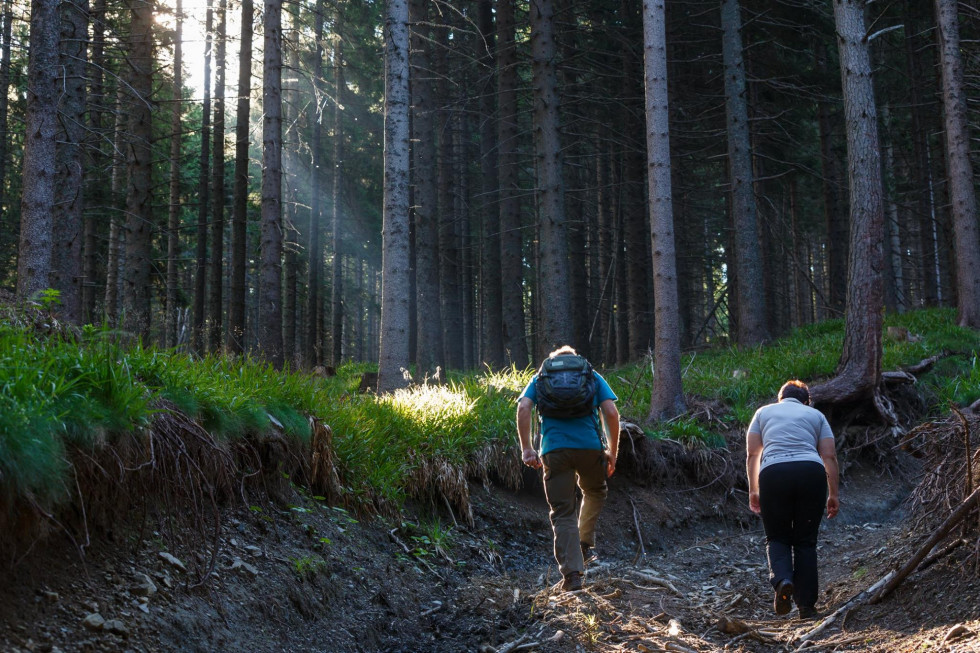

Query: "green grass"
<box><xmin>615</xmin><ymin>308</ymin><xmax>980</xmax><ymax>429</ymax></box>
<box><xmin>1</xmin><ymin>308</ymin><xmax>977</xmax><ymax>515</ymax></box>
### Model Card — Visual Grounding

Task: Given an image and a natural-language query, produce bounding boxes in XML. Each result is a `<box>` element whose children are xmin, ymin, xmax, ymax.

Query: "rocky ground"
<box><xmin>1</xmin><ymin>451</ymin><xmax>979</xmax><ymax>652</ymax></box>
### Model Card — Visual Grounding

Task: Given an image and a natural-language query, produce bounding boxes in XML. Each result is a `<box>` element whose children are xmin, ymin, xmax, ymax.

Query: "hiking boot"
<box><xmin>798</xmin><ymin>605</ymin><xmax>819</xmax><ymax>620</ymax></box>
<box><xmin>581</xmin><ymin>542</ymin><xmax>596</xmax><ymax>567</ymax></box>
<box><xmin>561</xmin><ymin>571</ymin><xmax>583</xmax><ymax>592</ymax></box>
<box><xmin>774</xmin><ymin>579</ymin><xmax>794</xmax><ymax>615</ymax></box>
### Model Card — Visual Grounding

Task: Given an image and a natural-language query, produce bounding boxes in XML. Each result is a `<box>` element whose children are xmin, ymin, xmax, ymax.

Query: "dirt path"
<box><xmin>462</xmin><ymin>466</ymin><xmax>980</xmax><ymax>653</ymax></box>
<box><xmin>2</xmin><ymin>462</ymin><xmax>979</xmax><ymax>652</ymax></box>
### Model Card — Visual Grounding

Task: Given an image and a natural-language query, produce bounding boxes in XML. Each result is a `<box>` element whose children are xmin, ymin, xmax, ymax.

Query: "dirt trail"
<box><xmin>480</xmin><ymin>466</ymin><xmax>980</xmax><ymax>653</ymax></box>
<box><xmin>2</xmin><ymin>461</ymin><xmax>979</xmax><ymax>652</ymax></box>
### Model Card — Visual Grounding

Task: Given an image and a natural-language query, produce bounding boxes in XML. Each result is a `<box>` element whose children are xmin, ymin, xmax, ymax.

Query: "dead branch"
<box><xmin>793</xmin><ymin>570</ymin><xmax>896</xmax><ymax>650</ymax></box>
<box><xmin>917</xmin><ymin>538</ymin><xmax>967</xmax><ymax>572</ymax></box>
<box><xmin>631</xmin><ymin>570</ymin><xmax>684</xmax><ymax>597</ymax></box>
<box><xmin>902</xmin><ymin>352</ymin><xmax>949</xmax><ymax>376</ymax></box>
<box><xmin>494</xmin><ymin>632</ymin><xmax>530</xmax><ymax>653</ymax></box>
<box><xmin>871</xmin><ymin>485</ymin><xmax>980</xmax><ymax>604</ymax></box>
<box><xmin>630</xmin><ymin>496</ymin><xmax>647</xmax><ymax>559</ymax></box>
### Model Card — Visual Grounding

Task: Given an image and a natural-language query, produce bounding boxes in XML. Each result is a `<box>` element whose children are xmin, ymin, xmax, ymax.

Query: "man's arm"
<box><xmin>599</xmin><ymin>399</ymin><xmax>620</xmax><ymax>477</ymax></box>
<box><xmin>746</xmin><ymin>431</ymin><xmax>763</xmax><ymax>514</ymax></box>
<box><xmin>818</xmin><ymin>437</ymin><xmax>839</xmax><ymax>518</ymax></box>
<box><xmin>516</xmin><ymin>397</ymin><xmax>541</xmax><ymax>469</ymax></box>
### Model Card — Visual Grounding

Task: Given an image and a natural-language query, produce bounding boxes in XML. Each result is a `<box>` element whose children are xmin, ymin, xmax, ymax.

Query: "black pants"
<box><xmin>759</xmin><ymin>461</ymin><xmax>827</xmax><ymax>609</ymax></box>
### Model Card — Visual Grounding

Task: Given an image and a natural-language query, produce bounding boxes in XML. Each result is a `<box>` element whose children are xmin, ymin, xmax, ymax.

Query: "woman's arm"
<box><xmin>746</xmin><ymin>431</ymin><xmax>763</xmax><ymax>514</ymax></box>
<box><xmin>818</xmin><ymin>437</ymin><xmax>839</xmax><ymax>518</ymax></box>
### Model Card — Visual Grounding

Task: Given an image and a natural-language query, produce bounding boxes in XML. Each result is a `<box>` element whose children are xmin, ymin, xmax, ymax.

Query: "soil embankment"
<box><xmin>2</xmin><ymin>443</ymin><xmax>979</xmax><ymax>652</ymax></box>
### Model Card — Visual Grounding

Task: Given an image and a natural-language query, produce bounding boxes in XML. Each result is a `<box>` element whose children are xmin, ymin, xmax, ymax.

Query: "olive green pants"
<box><xmin>541</xmin><ymin>448</ymin><xmax>608</xmax><ymax>577</ymax></box>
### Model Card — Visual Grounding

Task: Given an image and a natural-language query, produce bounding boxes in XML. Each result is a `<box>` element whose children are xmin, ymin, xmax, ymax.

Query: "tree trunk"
<box><xmin>331</xmin><ymin>37</ymin><xmax>345</xmax><ymax>366</ymax></box>
<box><xmin>496</xmin><ymin>0</ymin><xmax>528</xmax><ymax>368</ymax></box>
<box><xmin>377</xmin><ymin>0</ymin><xmax>411</xmax><ymax>393</ymax></box>
<box><xmin>51</xmin><ymin>0</ymin><xmax>87</xmax><ymax>324</ymax></box>
<box><xmin>531</xmin><ymin>0</ymin><xmax>572</xmax><ymax>355</ymax></box>
<box><xmin>209</xmin><ymin>0</ymin><xmax>227</xmax><ymax>351</ymax></box>
<box><xmin>904</xmin><ymin>1</ymin><xmax>940</xmax><ymax>307</ymax></box>
<box><xmin>811</xmin><ymin>0</ymin><xmax>886</xmax><ymax>407</ymax></box>
<box><xmin>166</xmin><ymin>0</ymin><xmax>184</xmax><ymax>347</ymax></box>
<box><xmin>722</xmin><ymin>0</ymin><xmax>767</xmax><ymax>345</ymax></box>
<box><xmin>82</xmin><ymin>0</ymin><xmax>105</xmax><ymax>323</ymax></box>
<box><xmin>228</xmin><ymin>0</ymin><xmax>252</xmax><ymax>355</ymax></box>
<box><xmin>815</xmin><ymin>41</ymin><xmax>846</xmax><ymax>317</ymax></box>
<box><xmin>305</xmin><ymin>0</ymin><xmax>324</xmax><ymax>366</ymax></box>
<box><xmin>0</xmin><ymin>0</ymin><xmax>12</xmax><ymax>255</ymax></box>
<box><xmin>410</xmin><ymin>0</ymin><xmax>443</xmax><ymax>376</ymax></box>
<box><xmin>437</xmin><ymin>33</ymin><xmax>463</xmax><ymax>371</ymax></box>
<box><xmin>16</xmin><ymin>0</ymin><xmax>59</xmax><ymax>302</ymax></box>
<box><xmin>194</xmin><ymin>0</ymin><xmax>213</xmax><ymax>351</ymax></box>
<box><xmin>934</xmin><ymin>0</ymin><xmax>980</xmax><ymax>327</ymax></box>
<box><xmin>259</xmin><ymin>0</ymin><xmax>284</xmax><ymax>367</ymax></box>
<box><xmin>880</xmin><ymin>102</ymin><xmax>906</xmax><ymax>314</ymax></box>
<box><xmin>642</xmin><ymin>0</ymin><xmax>686</xmax><ymax>421</ymax></box>
<box><xmin>478</xmin><ymin>0</ymin><xmax>504</xmax><ymax>368</ymax></box>
<box><xmin>281</xmin><ymin>8</ymin><xmax>300</xmax><ymax>365</ymax></box>
<box><xmin>104</xmin><ymin>86</ymin><xmax>127</xmax><ymax>327</ymax></box>
<box><xmin>120</xmin><ymin>0</ymin><xmax>155</xmax><ymax>341</ymax></box>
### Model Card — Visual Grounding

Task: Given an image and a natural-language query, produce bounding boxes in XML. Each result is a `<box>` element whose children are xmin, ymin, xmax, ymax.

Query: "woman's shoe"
<box><xmin>774</xmin><ymin>579</ymin><xmax>794</xmax><ymax>615</ymax></box>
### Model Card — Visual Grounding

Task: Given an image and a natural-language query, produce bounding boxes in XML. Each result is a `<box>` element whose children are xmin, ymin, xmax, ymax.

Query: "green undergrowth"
<box><xmin>1</xmin><ymin>308</ymin><xmax>976</xmax><ymax>517</ymax></box>
<box><xmin>0</xmin><ymin>319</ymin><xmax>533</xmax><ymax>514</ymax></box>
<box><xmin>614</xmin><ymin>308</ymin><xmax>980</xmax><ymax>442</ymax></box>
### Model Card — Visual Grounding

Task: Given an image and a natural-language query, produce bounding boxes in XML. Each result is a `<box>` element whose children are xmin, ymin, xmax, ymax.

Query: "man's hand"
<box><xmin>826</xmin><ymin>495</ymin><xmax>839</xmax><ymax>518</ymax></box>
<box><xmin>522</xmin><ymin>447</ymin><xmax>542</xmax><ymax>469</ymax></box>
<box><xmin>605</xmin><ymin>451</ymin><xmax>617</xmax><ymax>477</ymax></box>
<box><xmin>749</xmin><ymin>491</ymin><xmax>761</xmax><ymax>514</ymax></box>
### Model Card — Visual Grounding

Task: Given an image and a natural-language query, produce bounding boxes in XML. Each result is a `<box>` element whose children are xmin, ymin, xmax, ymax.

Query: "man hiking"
<box><xmin>516</xmin><ymin>345</ymin><xmax>620</xmax><ymax>592</ymax></box>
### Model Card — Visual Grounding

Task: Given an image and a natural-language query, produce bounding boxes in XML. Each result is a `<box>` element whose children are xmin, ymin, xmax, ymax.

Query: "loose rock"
<box><xmin>81</xmin><ymin>614</ymin><xmax>105</xmax><ymax>631</ymax></box>
<box><xmin>158</xmin><ymin>552</ymin><xmax>186</xmax><ymax>572</ymax></box>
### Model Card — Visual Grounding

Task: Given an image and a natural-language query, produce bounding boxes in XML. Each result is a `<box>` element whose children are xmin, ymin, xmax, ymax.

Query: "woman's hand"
<box><xmin>749</xmin><ymin>491</ymin><xmax>761</xmax><ymax>514</ymax></box>
<box><xmin>826</xmin><ymin>495</ymin><xmax>839</xmax><ymax>518</ymax></box>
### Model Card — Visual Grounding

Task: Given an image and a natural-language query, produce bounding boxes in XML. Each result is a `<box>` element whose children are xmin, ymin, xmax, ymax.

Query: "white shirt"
<box><xmin>747</xmin><ymin>398</ymin><xmax>834</xmax><ymax>470</ymax></box>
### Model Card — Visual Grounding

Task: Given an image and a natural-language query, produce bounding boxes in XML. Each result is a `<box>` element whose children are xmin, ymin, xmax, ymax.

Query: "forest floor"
<box><xmin>1</xmin><ymin>439</ymin><xmax>979</xmax><ymax>653</ymax></box>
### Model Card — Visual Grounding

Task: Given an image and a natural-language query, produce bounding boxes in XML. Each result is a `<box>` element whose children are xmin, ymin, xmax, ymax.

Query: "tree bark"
<box><xmin>259</xmin><ymin>0</ymin><xmax>284</xmax><ymax>367</ymax></box>
<box><xmin>120</xmin><ymin>0</ymin><xmax>155</xmax><ymax>341</ymax></box>
<box><xmin>16</xmin><ymin>0</ymin><xmax>59</xmax><ymax>302</ymax></box>
<box><xmin>722</xmin><ymin>0</ymin><xmax>767</xmax><ymax>345</ymax></box>
<box><xmin>166</xmin><ymin>0</ymin><xmax>184</xmax><ymax>347</ymax></box>
<box><xmin>103</xmin><ymin>85</ymin><xmax>127</xmax><ymax>327</ymax></box>
<box><xmin>209</xmin><ymin>0</ymin><xmax>227</xmax><ymax>351</ymax></box>
<box><xmin>496</xmin><ymin>0</ymin><xmax>528</xmax><ymax>368</ymax></box>
<box><xmin>815</xmin><ymin>41</ymin><xmax>846</xmax><ymax>317</ymax></box>
<box><xmin>331</xmin><ymin>37</ymin><xmax>345</xmax><ymax>366</ymax></box>
<box><xmin>642</xmin><ymin>0</ymin><xmax>686</xmax><ymax>420</ymax></box>
<box><xmin>410</xmin><ymin>0</ymin><xmax>443</xmax><ymax>376</ymax></box>
<box><xmin>51</xmin><ymin>0</ymin><xmax>87</xmax><ymax>324</ymax></box>
<box><xmin>811</xmin><ymin>0</ymin><xmax>886</xmax><ymax>407</ymax></box>
<box><xmin>305</xmin><ymin>0</ymin><xmax>324</xmax><ymax>366</ymax></box>
<box><xmin>0</xmin><ymin>0</ymin><xmax>12</xmax><ymax>262</ymax></box>
<box><xmin>478</xmin><ymin>0</ymin><xmax>504</xmax><ymax>368</ymax></box>
<box><xmin>377</xmin><ymin>0</ymin><xmax>411</xmax><ymax>393</ymax></box>
<box><xmin>934</xmin><ymin>0</ymin><xmax>980</xmax><ymax>328</ymax></box>
<box><xmin>194</xmin><ymin>0</ymin><xmax>213</xmax><ymax>351</ymax></box>
<box><xmin>228</xmin><ymin>0</ymin><xmax>252</xmax><ymax>355</ymax></box>
<box><xmin>531</xmin><ymin>0</ymin><xmax>572</xmax><ymax>356</ymax></box>
<box><xmin>437</xmin><ymin>30</ymin><xmax>463</xmax><ymax>370</ymax></box>
<box><xmin>82</xmin><ymin>0</ymin><xmax>104</xmax><ymax>322</ymax></box>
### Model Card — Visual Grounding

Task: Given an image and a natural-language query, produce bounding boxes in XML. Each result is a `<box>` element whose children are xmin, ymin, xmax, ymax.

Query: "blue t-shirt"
<box><xmin>520</xmin><ymin>371</ymin><xmax>618</xmax><ymax>455</ymax></box>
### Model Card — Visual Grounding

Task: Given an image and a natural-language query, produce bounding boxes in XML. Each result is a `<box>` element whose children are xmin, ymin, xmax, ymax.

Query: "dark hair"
<box><xmin>778</xmin><ymin>379</ymin><xmax>810</xmax><ymax>404</ymax></box>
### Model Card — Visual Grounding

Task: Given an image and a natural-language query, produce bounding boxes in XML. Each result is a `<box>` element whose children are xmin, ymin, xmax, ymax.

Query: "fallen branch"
<box><xmin>630</xmin><ymin>496</ymin><xmax>647</xmax><ymax>559</ymax></box>
<box><xmin>871</xmin><ymin>485</ymin><xmax>980</xmax><ymax>604</ymax></box>
<box><xmin>902</xmin><ymin>352</ymin><xmax>949</xmax><ymax>376</ymax></box>
<box><xmin>494</xmin><ymin>632</ymin><xmax>529</xmax><ymax>653</ymax></box>
<box><xmin>631</xmin><ymin>571</ymin><xmax>684</xmax><ymax>597</ymax></box>
<box><xmin>793</xmin><ymin>571</ymin><xmax>895</xmax><ymax>650</ymax></box>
